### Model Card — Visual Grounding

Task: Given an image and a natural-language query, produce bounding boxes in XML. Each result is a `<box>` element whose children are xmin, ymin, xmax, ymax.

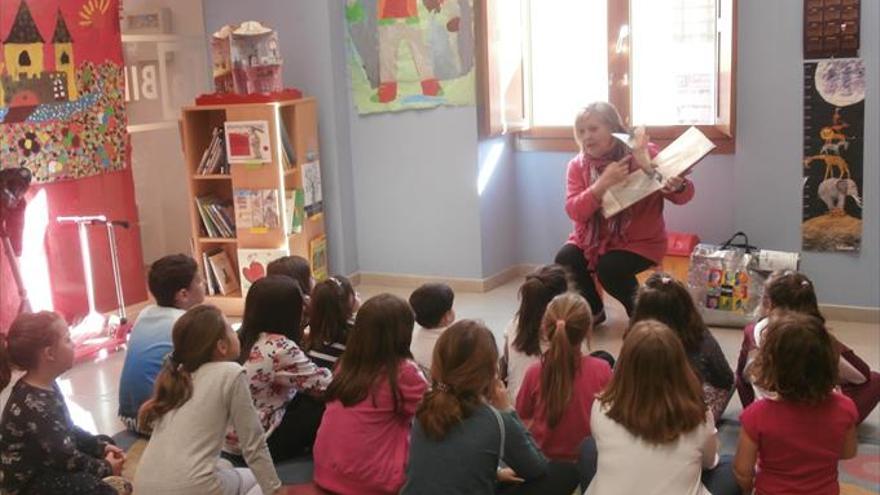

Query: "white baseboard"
<box><xmin>819</xmin><ymin>304</ymin><xmax>880</xmax><ymax>324</ymax></box>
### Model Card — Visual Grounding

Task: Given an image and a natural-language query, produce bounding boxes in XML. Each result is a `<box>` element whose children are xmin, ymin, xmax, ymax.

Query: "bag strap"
<box><xmin>720</xmin><ymin>231</ymin><xmax>759</xmax><ymax>253</ymax></box>
<box><xmin>489</xmin><ymin>405</ymin><xmax>506</xmax><ymax>468</ymax></box>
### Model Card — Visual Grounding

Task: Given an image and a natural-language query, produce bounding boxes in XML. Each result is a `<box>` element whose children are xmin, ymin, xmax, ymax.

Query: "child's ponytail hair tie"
<box><xmin>435</xmin><ymin>382</ymin><xmax>451</xmax><ymax>393</ymax></box>
<box><xmin>556</xmin><ymin>319</ymin><xmax>566</xmax><ymax>331</ymax></box>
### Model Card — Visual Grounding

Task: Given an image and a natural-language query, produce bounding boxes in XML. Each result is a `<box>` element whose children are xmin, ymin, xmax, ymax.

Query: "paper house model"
<box><xmin>210</xmin><ymin>25</ymin><xmax>235</xmax><ymax>94</ymax></box>
<box><xmin>230</xmin><ymin>21</ymin><xmax>283</xmax><ymax>95</ymax></box>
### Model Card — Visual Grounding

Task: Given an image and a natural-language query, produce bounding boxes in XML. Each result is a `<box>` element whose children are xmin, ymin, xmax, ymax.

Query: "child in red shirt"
<box><xmin>516</xmin><ymin>292</ymin><xmax>612</xmax><ymax>461</ymax></box>
<box><xmin>734</xmin><ymin>311</ymin><xmax>858</xmax><ymax>495</ymax></box>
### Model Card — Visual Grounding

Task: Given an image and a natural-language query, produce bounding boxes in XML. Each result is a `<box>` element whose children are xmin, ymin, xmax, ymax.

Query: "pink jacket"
<box><xmin>564</xmin><ymin>147</ymin><xmax>694</xmax><ymax>265</ymax></box>
<box><xmin>313</xmin><ymin>360</ymin><xmax>427</xmax><ymax>495</ymax></box>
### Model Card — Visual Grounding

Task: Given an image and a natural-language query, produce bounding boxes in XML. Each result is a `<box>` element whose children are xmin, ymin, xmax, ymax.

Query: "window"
<box><xmin>478</xmin><ymin>0</ymin><xmax>736</xmax><ymax>153</ymax></box>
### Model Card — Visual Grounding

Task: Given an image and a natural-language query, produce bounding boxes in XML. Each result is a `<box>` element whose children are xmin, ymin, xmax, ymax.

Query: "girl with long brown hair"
<box><xmin>133</xmin><ymin>305</ymin><xmax>281</xmax><ymax>495</ymax></box>
<box><xmin>735</xmin><ymin>270</ymin><xmax>879</xmax><ymax>423</ymax></box>
<box><xmin>515</xmin><ymin>292</ymin><xmax>611</xmax><ymax>461</ymax></box>
<box><xmin>631</xmin><ymin>272</ymin><xmax>734</xmax><ymax>422</ymax></box>
<box><xmin>403</xmin><ymin>320</ymin><xmax>580</xmax><ymax>495</ymax></box>
<box><xmin>501</xmin><ymin>264</ymin><xmax>569</xmax><ymax>401</ymax></box>
<box><xmin>0</xmin><ymin>312</ymin><xmax>129</xmax><ymax>495</ymax></box>
<box><xmin>312</xmin><ymin>293</ymin><xmax>428</xmax><ymax>495</ymax></box>
<box><xmin>734</xmin><ymin>311</ymin><xmax>858</xmax><ymax>494</ymax></box>
<box><xmin>580</xmin><ymin>320</ymin><xmax>739</xmax><ymax>495</ymax></box>
<box><xmin>305</xmin><ymin>274</ymin><xmax>358</xmax><ymax>369</ymax></box>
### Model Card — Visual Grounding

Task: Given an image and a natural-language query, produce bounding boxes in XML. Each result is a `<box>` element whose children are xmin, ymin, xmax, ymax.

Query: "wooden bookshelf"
<box><xmin>181</xmin><ymin>97</ymin><xmax>326</xmax><ymax>315</ymax></box>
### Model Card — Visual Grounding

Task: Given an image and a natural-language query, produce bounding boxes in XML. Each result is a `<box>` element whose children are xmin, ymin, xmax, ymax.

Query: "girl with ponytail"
<box><xmin>515</xmin><ymin>293</ymin><xmax>612</xmax><ymax>461</ymax></box>
<box><xmin>501</xmin><ymin>264</ymin><xmax>570</xmax><ymax>401</ymax></box>
<box><xmin>403</xmin><ymin>320</ymin><xmax>580</xmax><ymax>495</ymax></box>
<box><xmin>133</xmin><ymin>305</ymin><xmax>282</xmax><ymax>495</ymax></box>
<box><xmin>1</xmin><ymin>312</ymin><xmax>129</xmax><ymax>495</ymax></box>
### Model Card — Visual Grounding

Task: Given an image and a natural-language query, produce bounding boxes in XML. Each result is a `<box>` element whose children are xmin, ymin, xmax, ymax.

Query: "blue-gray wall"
<box><xmin>201</xmin><ymin>0</ymin><xmax>879</xmax><ymax>307</ymax></box>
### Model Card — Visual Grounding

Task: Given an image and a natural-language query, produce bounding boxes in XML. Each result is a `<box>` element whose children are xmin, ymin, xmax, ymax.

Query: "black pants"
<box><xmin>555</xmin><ymin>244</ymin><xmax>654</xmax><ymax>317</ymax></box>
<box><xmin>498</xmin><ymin>461</ymin><xmax>580</xmax><ymax>495</ymax></box>
<box><xmin>266</xmin><ymin>393</ymin><xmax>325</xmax><ymax>462</ymax></box>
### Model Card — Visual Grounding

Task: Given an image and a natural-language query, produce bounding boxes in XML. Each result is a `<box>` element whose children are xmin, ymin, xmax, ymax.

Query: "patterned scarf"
<box><xmin>583</xmin><ymin>145</ymin><xmax>634</xmax><ymax>269</ymax></box>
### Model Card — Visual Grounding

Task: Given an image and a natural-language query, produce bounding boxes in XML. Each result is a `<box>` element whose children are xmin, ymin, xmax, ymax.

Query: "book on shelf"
<box><xmin>237</xmin><ymin>248</ymin><xmax>290</xmax><ymax>293</ymax></box>
<box><xmin>301</xmin><ymin>161</ymin><xmax>323</xmax><ymax>217</ymax></box>
<box><xmin>207</xmin><ymin>250</ymin><xmax>239</xmax><ymax>295</ymax></box>
<box><xmin>234</xmin><ymin>189</ymin><xmax>281</xmax><ymax>233</ymax></box>
<box><xmin>197</xmin><ymin>127</ymin><xmax>229</xmax><ymax>175</ymax></box>
<box><xmin>202</xmin><ymin>251</ymin><xmax>219</xmax><ymax>295</ymax></box>
<box><xmin>284</xmin><ymin>189</ymin><xmax>305</xmax><ymax>235</ymax></box>
<box><xmin>278</xmin><ymin>119</ymin><xmax>296</xmax><ymax>170</ymax></box>
<box><xmin>309</xmin><ymin>235</ymin><xmax>328</xmax><ymax>282</ymax></box>
<box><xmin>196</xmin><ymin>196</ymin><xmax>236</xmax><ymax>238</ymax></box>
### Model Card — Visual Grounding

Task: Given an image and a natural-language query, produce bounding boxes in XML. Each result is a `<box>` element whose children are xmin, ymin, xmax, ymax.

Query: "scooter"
<box><xmin>56</xmin><ymin>215</ymin><xmax>134</xmax><ymax>363</ymax></box>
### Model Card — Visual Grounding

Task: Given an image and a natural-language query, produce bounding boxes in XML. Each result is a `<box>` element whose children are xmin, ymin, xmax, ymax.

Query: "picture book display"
<box><xmin>224</xmin><ymin>120</ymin><xmax>271</xmax><ymax>164</ymax></box>
<box><xmin>237</xmin><ymin>248</ymin><xmax>289</xmax><ymax>293</ymax></box>
<box><xmin>301</xmin><ymin>161</ymin><xmax>324</xmax><ymax>217</ymax></box>
<box><xmin>207</xmin><ymin>250</ymin><xmax>239</xmax><ymax>295</ymax></box>
<box><xmin>309</xmin><ymin>235</ymin><xmax>328</xmax><ymax>282</ymax></box>
<box><xmin>284</xmin><ymin>189</ymin><xmax>305</xmax><ymax>235</ymax></box>
<box><xmin>234</xmin><ymin>189</ymin><xmax>280</xmax><ymax>233</ymax></box>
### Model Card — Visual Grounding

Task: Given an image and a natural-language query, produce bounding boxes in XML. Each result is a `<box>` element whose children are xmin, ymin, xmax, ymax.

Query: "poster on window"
<box><xmin>802</xmin><ymin>58</ymin><xmax>865</xmax><ymax>252</ymax></box>
<box><xmin>0</xmin><ymin>0</ymin><xmax>128</xmax><ymax>183</ymax></box>
<box><xmin>345</xmin><ymin>0</ymin><xmax>475</xmax><ymax>115</ymax></box>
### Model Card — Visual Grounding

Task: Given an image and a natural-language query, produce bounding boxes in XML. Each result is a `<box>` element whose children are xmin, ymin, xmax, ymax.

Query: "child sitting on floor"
<box><xmin>408</xmin><ymin>282</ymin><xmax>456</xmax><ymax>374</ymax></box>
<box><xmin>735</xmin><ymin>270</ymin><xmax>880</xmax><ymax>423</ymax></box>
<box><xmin>305</xmin><ymin>275</ymin><xmax>358</xmax><ymax>370</ymax></box>
<box><xmin>1</xmin><ymin>312</ymin><xmax>129</xmax><ymax>495</ymax></box>
<box><xmin>134</xmin><ymin>305</ymin><xmax>281</xmax><ymax>495</ymax></box>
<box><xmin>312</xmin><ymin>294</ymin><xmax>428</xmax><ymax>495</ymax></box>
<box><xmin>516</xmin><ymin>292</ymin><xmax>612</xmax><ymax>462</ymax></box>
<box><xmin>734</xmin><ymin>310</ymin><xmax>858</xmax><ymax>494</ymax></box>
<box><xmin>117</xmin><ymin>254</ymin><xmax>205</xmax><ymax>432</ymax></box>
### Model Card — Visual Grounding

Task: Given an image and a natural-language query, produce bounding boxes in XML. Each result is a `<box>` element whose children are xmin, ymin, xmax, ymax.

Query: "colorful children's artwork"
<box><xmin>802</xmin><ymin>58</ymin><xmax>864</xmax><ymax>252</ymax></box>
<box><xmin>0</xmin><ymin>0</ymin><xmax>129</xmax><ymax>183</ymax></box>
<box><xmin>705</xmin><ymin>268</ymin><xmax>749</xmax><ymax>313</ymax></box>
<box><xmin>224</xmin><ymin>120</ymin><xmax>271</xmax><ymax>164</ymax></box>
<box><xmin>234</xmin><ymin>189</ymin><xmax>280</xmax><ymax>233</ymax></box>
<box><xmin>309</xmin><ymin>235</ymin><xmax>328</xmax><ymax>282</ymax></box>
<box><xmin>237</xmin><ymin>247</ymin><xmax>289</xmax><ymax>293</ymax></box>
<box><xmin>345</xmin><ymin>0</ymin><xmax>475</xmax><ymax>114</ymax></box>
<box><xmin>301</xmin><ymin>161</ymin><xmax>323</xmax><ymax>217</ymax></box>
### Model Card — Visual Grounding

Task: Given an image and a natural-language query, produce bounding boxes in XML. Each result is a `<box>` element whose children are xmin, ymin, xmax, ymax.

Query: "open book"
<box><xmin>602</xmin><ymin>127</ymin><xmax>716</xmax><ymax>218</ymax></box>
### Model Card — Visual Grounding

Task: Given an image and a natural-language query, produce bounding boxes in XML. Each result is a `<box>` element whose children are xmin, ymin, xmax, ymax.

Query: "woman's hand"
<box><xmin>104</xmin><ymin>449</ymin><xmax>125</xmax><ymax>476</ymax></box>
<box><xmin>661</xmin><ymin>176</ymin><xmax>686</xmax><ymax>194</ymax></box>
<box><xmin>497</xmin><ymin>467</ymin><xmax>525</xmax><ymax>484</ymax></box>
<box><xmin>592</xmin><ymin>156</ymin><xmax>632</xmax><ymax>197</ymax></box>
<box><xmin>488</xmin><ymin>378</ymin><xmax>512</xmax><ymax>411</ymax></box>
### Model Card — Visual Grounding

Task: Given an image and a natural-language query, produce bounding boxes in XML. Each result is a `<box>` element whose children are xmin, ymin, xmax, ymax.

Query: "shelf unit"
<box><xmin>181</xmin><ymin>97</ymin><xmax>325</xmax><ymax>315</ymax></box>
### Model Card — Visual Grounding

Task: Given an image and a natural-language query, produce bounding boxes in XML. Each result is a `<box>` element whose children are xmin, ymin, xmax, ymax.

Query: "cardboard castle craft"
<box><xmin>210</xmin><ymin>21</ymin><xmax>282</xmax><ymax>95</ymax></box>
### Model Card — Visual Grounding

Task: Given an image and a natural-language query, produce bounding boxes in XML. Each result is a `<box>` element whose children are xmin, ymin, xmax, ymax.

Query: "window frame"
<box><xmin>478</xmin><ymin>0</ymin><xmax>738</xmax><ymax>154</ymax></box>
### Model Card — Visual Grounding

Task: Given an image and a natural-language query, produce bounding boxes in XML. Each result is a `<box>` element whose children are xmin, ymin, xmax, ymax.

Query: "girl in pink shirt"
<box><xmin>312</xmin><ymin>294</ymin><xmax>428</xmax><ymax>495</ymax></box>
<box><xmin>516</xmin><ymin>292</ymin><xmax>612</xmax><ymax>461</ymax></box>
<box><xmin>734</xmin><ymin>311</ymin><xmax>858</xmax><ymax>495</ymax></box>
<box><xmin>555</xmin><ymin>102</ymin><xmax>694</xmax><ymax>320</ymax></box>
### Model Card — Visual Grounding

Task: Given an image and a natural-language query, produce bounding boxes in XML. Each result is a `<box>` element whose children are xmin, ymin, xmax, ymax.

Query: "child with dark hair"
<box><xmin>267</xmin><ymin>255</ymin><xmax>313</xmax><ymax>328</ymax></box>
<box><xmin>408</xmin><ymin>283</ymin><xmax>455</xmax><ymax>373</ymax></box>
<box><xmin>734</xmin><ymin>311</ymin><xmax>858</xmax><ymax>494</ymax></box>
<box><xmin>117</xmin><ymin>254</ymin><xmax>205</xmax><ymax>433</ymax></box>
<box><xmin>313</xmin><ymin>294</ymin><xmax>428</xmax><ymax>495</ymax></box>
<box><xmin>403</xmin><ymin>320</ymin><xmax>580</xmax><ymax>495</ymax></box>
<box><xmin>134</xmin><ymin>305</ymin><xmax>281</xmax><ymax>495</ymax></box>
<box><xmin>631</xmin><ymin>272</ymin><xmax>734</xmax><ymax>422</ymax></box>
<box><xmin>1</xmin><ymin>312</ymin><xmax>130</xmax><ymax>495</ymax></box>
<box><xmin>306</xmin><ymin>275</ymin><xmax>358</xmax><ymax>370</ymax></box>
<box><xmin>226</xmin><ymin>275</ymin><xmax>332</xmax><ymax>462</ymax></box>
<box><xmin>735</xmin><ymin>270</ymin><xmax>879</xmax><ymax>423</ymax></box>
<box><xmin>501</xmin><ymin>265</ymin><xmax>570</xmax><ymax>401</ymax></box>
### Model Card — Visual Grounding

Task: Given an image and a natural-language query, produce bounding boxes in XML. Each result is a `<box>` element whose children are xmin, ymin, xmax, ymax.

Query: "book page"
<box><xmin>602</xmin><ymin>127</ymin><xmax>716</xmax><ymax>218</ymax></box>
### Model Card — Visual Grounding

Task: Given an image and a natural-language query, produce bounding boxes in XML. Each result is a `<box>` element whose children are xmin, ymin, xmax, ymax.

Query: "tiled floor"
<box><xmin>50</xmin><ymin>278</ymin><xmax>880</xmax><ymax>443</ymax></box>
